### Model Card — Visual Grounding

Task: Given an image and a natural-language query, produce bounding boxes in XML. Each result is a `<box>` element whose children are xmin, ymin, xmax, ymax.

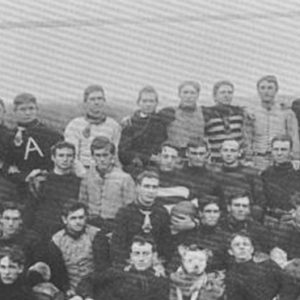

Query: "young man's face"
<box><xmin>186</xmin><ymin>146</ymin><xmax>209</xmax><ymax>167</ymax></box>
<box><xmin>229</xmin><ymin>235</ymin><xmax>254</xmax><ymax>263</ymax></box>
<box><xmin>0</xmin><ymin>256</ymin><xmax>23</xmax><ymax>285</ymax></box>
<box><xmin>272</xmin><ymin>140</ymin><xmax>292</xmax><ymax>165</ymax></box>
<box><xmin>257</xmin><ymin>80</ymin><xmax>278</xmax><ymax>104</ymax></box>
<box><xmin>62</xmin><ymin>208</ymin><xmax>87</xmax><ymax>235</ymax></box>
<box><xmin>0</xmin><ymin>209</ymin><xmax>22</xmax><ymax>237</ymax></box>
<box><xmin>85</xmin><ymin>91</ymin><xmax>106</xmax><ymax>118</ymax></box>
<box><xmin>179</xmin><ymin>84</ymin><xmax>199</xmax><ymax>108</ymax></box>
<box><xmin>228</xmin><ymin>196</ymin><xmax>250</xmax><ymax>221</ymax></box>
<box><xmin>200</xmin><ymin>203</ymin><xmax>221</xmax><ymax>227</ymax></box>
<box><xmin>92</xmin><ymin>147</ymin><xmax>114</xmax><ymax>173</ymax></box>
<box><xmin>130</xmin><ymin>242</ymin><xmax>154</xmax><ymax>271</ymax></box>
<box><xmin>138</xmin><ymin>92</ymin><xmax>158</xmax><ymax>115</ymax></box>
<box><xmin>137</xmin><ymin>177</ymin><xmax>159</xmax><ymax>207</ymax></box>
<box><xmin>52</xmin><ymin>148</ymin><xmax>75</xmax><ymax>172</ymax></box>
<box><xmin>220</xmin><ymin>140</ymin><xmax>240</xmax><ymax>166</ymax></box>
<box><xmin>159</xmin><ymin>146</ymin><xmax>179</xmax><ymax>172</ymax></box>
<box><xmin>14</xmin><ymin>102</ymin><xmax>38</xmax><ymax>124</ymax></box>
<box><xmin>214</xmin><ymin>84</ymin><xmax>234</xmax><ymax>106</ymax></box>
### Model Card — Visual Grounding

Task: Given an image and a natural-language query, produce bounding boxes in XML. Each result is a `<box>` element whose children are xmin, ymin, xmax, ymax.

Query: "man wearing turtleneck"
<box><xmin>226</xmin><ymin>233</ymin><xmax>293</xmax><ymax>300</ymax></box>
<box><xmin>202</xmin><ymin>80</ymin><xmax>252</xmax><ymax>163</ymax></box>
<box><xmin>65</xmin><ymin>84</ymin><xmax>121</xmax><ymax>168</ymax></box>
<box><xmin>29</xmin><ymin>141</ymin><xmax>81</xmax><ymax>240</ymax></box>
<box><xmin>5</xmin><ymin>93</ymin><xmax>63</xmax><ymax>183</ymax></box>
<box><xmin>219</xmin><ymin>192</ymin><xmax>270</xmax><ymax>254</ymax></box>
<box><xmin>158</xmin><ymin>81</ymin><xmax>205</xmax><ymax>152</ymax></box>
<box><xmin>111</xmin><ymin>170</ymin><xmax>171</xmax><ymax>265</ymax></box>
<box><xmin>262</xmin><ymin>134</ymin><xmax>300</xmax><ymax>219</ymax></box>
<box><xmin>213</xmin><ymin>139</ymin><xmax>266</xmax><ymax>219</ymax></box>
<box><xmin>118</xmin><ymin>86</ymin><xmax>167</xmax><ymax>177</ymax></box>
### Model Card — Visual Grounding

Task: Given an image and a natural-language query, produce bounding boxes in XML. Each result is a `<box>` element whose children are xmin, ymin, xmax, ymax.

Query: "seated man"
<box><xmin>262</xmin><ymin>134</ymin><xmax>300</xmax><ymax>220</ymax></box>
<box><xmin>226</xmin><ymin>232</ymin><xmax>297</xmax><ymax>300</ymax></box>
<box><xmin>65</xmin><ymin>84</ymin><xmax>121</xmax><ymax>168</ymax></box>
<box><xmin>219</xmin><ymin>191</ymin><xmax>270</xmax><ymax>254</ymax></box>
<box><xmin>5</xmin><ymin>93</ymin><xmax>63</xmax><ymax>184</ymax></box>
<box><xmin>28</xmin><ymin>141</ymin><xmax>82</xmax><ymax>240</ymax></box>
<box><xmin>111</xmin><ymin>170</ymin><xmax>171</xmax><ymax>265</ymax></box>
<box><xmin>154</xmin><ymin>142</ymin><xmax>191</xmax><ymax>210</ymax></box>
<box><xmin>213</xmin><ymin>139</ymin><xmax>266</xmax><ymax>220</ymax></box>
<box><xmin>182</xmin><ymin>138</ymin><xmax>223</xmax><ymax>203</ymax></box>
<box><xmin>0</xmin><ymin>246</ymin><xmax>34</xmax><ymax>300</ymax></box>
<box><xmin>0</xmin><ymin>202</ymin><xmax>44</xmax><ymax>268</ymax></box>
<box><xmin>78</xmin><ymin>235</ymin><xmax>169</xmax><ymax>300</ymax></box>
<box><xmin>47</xmin><ymin>201</ymin><xmax>110</xmax><ymax>298</ymax></box>
<box><xmin>118</xmin><ymin>86</ymin><xmax>167</xmax><ymax>177</ymax></box>
<box><xmin>79</xmin><ymin>136</ymin><xmax>136</xmax><ymax>233</ymax></box>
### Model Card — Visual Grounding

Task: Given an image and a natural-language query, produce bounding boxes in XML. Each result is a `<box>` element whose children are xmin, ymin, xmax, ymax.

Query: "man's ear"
<box><xmin>51</xmin><ymin>154</ymin><xmax>55</xmax><ymax>163</ymax></box>
<box><xmin>62</xmin><ymin>216</ymin><xmax>67</xmax><ymax>225</ymax></box>
<box><xmin>228</xmin><ymin>248</ymin><xmax>233</xmax><ymax>256</ymax></box>
<box><xmin>18</xmin><ymin>264</ymin><xmax>24</xmax><ymax>274</ymax></box>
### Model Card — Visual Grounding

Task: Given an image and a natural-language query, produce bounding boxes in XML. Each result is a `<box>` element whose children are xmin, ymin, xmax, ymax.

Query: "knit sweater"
<box><xmin>262</xmin><ymin>162</ymin><xmax>300</xmax><ymax>217</ymax></box>
<box><xmin>202</xmin><ymin>104</ymin><xmax>250</xmax><ymax>162</ymax></box>
<box><xmin>0</xmin><ymin>278</ymin><xmax>35</xmax><ymax>300</ymax></box>
<box><xmin>159</xmin><ymin>106</ymin><xmax>205</xmax><ymax>149</ymax></box>
<box><xmin>5</xmin><ymin>119</ymin><xmax>63</xmax><ymax>180</ymax></box>
<box><xmin>30</xmin><ymin>172</ymin><xmax>81</xmax><ymax>240</ymax></box>
<box><xmin>111</xmin><ymin>202</ymin><xmax>171</xmax><ymax>264</ymax></box>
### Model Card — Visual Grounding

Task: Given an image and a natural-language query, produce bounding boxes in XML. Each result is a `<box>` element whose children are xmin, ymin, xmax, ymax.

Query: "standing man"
<box><xmin>65</xmin><ymin>85</ymin><xmax>121</xmax><ymax>168</ymax></box>
<box><xmin>6</xmin><ymin>93</ymin><xmax>63</xmax><ymax>183</ymax></box>
<box><xmin>202</xmin><ymin>80</ymin><xmax>252</xmax><ymax>162</ymax></box>
<box><xmin>79</xmin><ymin>136</ymin><xmax>136</xmax><ymax>233</ymax></box>
<box><xmin>118</xmin><ymin>86</ymin><xmax>167</xmax><ymax>177</ymax></box>
<box><xmin>250</xmin><ymin>75</ymin><xmax>300</xmax><ymax>170</ymax></box>
<box><xmin>159</xmin><ymin>81</ymin><xmax>205</xmax><ymax>152</ymax></box>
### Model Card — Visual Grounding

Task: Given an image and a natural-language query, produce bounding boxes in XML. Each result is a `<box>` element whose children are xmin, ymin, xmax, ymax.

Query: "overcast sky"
<box><xmin>0</xmin><ymin>0</ymin><xmax>300</xmax><ymax>108</ymax></box>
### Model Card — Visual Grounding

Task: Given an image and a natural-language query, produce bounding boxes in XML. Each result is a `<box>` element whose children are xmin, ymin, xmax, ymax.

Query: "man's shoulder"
<box><xmin>110</xmin><ymin>166</ymin><xmax>134</xmax><ymax>179</ymax></box>
<box><xmin>65</xmin><ymin>116</ymin><xmax>86</xmax><ymax>128</ymax></box>
<box><xmin>105</xmin><ymin>116</ymin><xmax>121</xmax><ymax>128</ymax></box>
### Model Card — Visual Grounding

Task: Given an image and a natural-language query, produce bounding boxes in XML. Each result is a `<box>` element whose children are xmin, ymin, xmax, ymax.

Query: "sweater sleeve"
<box><xmin>286</xmin><ymin>109</ymin><xmax>300</xmax><ymax>160</ymax></box>
<box><xmin>93</xmin><ymin>231</ymin><xmax>111</xmax><ymax>274</ymax></box>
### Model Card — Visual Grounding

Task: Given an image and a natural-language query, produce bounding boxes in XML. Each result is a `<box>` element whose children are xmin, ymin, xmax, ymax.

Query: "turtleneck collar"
<box><xmin>273</xmin><ymin>161</ymin><xmax>293</xmax><ymax>172</ymax></box>
<box><xmin>179</xmin><ymin>104</ymin><xmax>197</xmax><ymax>112</ymax></box>
<box><xmin>222</xmin><ymin>162</ymin><xmax>241</xmax><ymax>172</ymax></box>
<box><xmin>85</xmin><ymin>113</ymin><xmax>106</xmax><ymax>124</ymax></box>
<box><xmin>17</xmin><ymin>118</ymin><xmax>39</xmax><ymax>128</ymax></box>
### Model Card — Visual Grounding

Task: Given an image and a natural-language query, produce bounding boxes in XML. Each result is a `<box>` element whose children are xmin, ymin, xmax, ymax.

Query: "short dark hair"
<box><xmin>198</xmin><ymin>195</ymin><xmax>220</xmax><ymax>212</ymax></box>
<box><xmin>51</xmin><ymin>141</ymin><xmax>76</xmax><ymax>157</ymax></box>
<box><xmin>256</xmin><ymin>75</ymin><xmax>279</xmax><ymax>92</ymax></box>
<box><xmin>221</xmin><ymin>138</ymin><xmax>242</xmax><ymax>150</ymax></box>
<box><xmin>0</xmin><ymin>245</ymin><xmax>26</xmax><ymax>267</ymax></box>
<box><xmin>83</xmin><ymin>85</ymin><xmax>105</xmax><ymax>102</ymax></box>
<box><xmin>271</xmin><ymin>134</ymin><xmax>293</xmax><ymax>149</ymax></box>
<box><xmin>227</xmin><ymin>190</ymin><xmax>251</xmax><ymax>206</ymax></box>
<box><xmin>178</xmin><ymin>81</ymin><xmax>201</xmax><ymax>94</ymax></box>
<box><xmin>137</xmin><ymin>86</ymin><xmax>158</xmax><ymax>103</ymax></box>
<box><xmin>13</xmin><ymin>93</ymin><xmax>37</xmax><ymax>109</ymax></box>
<box><xmin>187</xmin><ymin>137</ymin><xmax>209</xmax><ymax>152</ymax></box>
<box><xmin>0</xmin><ymin>202</ymin><xmax>24</xmax><ymax>217</ymax></box>
<box><xmin>136</xmin><ymin>170</ymin><xmax>159</xmax><ymax>185</ymax></box>
<box><xmin>90</xmin><ymin>136</ymin><xmax>115</xmax><ymax>155</ymax></box>
<box><xmin>213</xmin><ymin>80</ymin><xmax>234</xmax><ymax>98</ymax></box>
<box><xmin>61</xmin><ymin>201</ymin><xmax>88</xmax><ymax>217</ymax></box>
<box><xmin>159</xmin><ymin>141</ymin><xmax>180</xmax><ymax>155</ymax></box>
<box><xmin>228</xmin><ymin>231</ymin><xmax>253</xmax><ymax>249</ymax></box>
<box><xmin>131</xmin><ymin>235</ymin><xmax>157</xmax><ymax>252</ymax></box>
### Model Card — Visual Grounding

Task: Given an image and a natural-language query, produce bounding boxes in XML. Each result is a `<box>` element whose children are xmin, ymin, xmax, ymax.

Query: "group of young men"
<box><xmin>0</xmin><ymin>75</ymin><xmax>300</xmax><ymax>299</ymax></box>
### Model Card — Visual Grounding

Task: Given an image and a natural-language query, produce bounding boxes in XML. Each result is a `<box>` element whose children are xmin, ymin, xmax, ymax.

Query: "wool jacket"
<box><xmin>119</xmin><ymin>110</ymin><xmax>167</xmax><ymax>167</ymax></box>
